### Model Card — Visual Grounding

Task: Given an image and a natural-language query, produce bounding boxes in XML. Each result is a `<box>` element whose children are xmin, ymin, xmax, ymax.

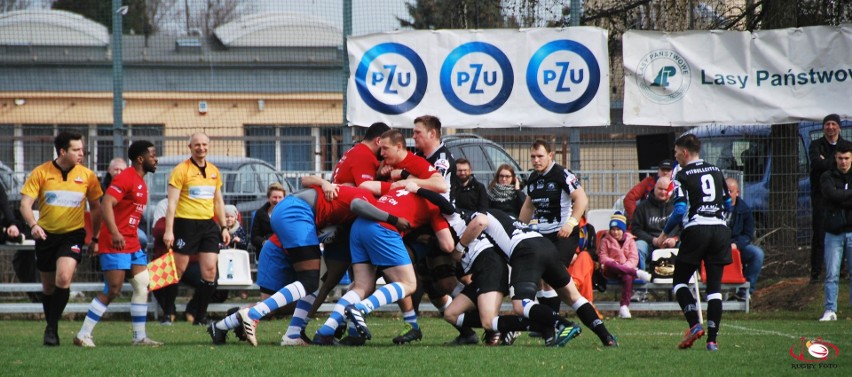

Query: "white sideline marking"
<box><xmin>726</xmin><ymin>323</ymin><xmax>850</xmax><ymax>347</ymax></box>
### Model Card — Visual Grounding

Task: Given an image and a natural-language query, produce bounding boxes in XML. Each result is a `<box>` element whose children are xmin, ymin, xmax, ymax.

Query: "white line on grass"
<box><xmin>726</xmin><ymin>323</ymin><xmax>850</xmax><ymax>347</ymax></box>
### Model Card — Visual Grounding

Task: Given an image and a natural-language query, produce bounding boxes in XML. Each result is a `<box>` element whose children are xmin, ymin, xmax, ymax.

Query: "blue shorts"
<box><xmin>270</xmin><ymin>196</ymin><xmax>319</xmax><ymax>249</ymax></box>
<box><xmin>349</xmin><ymin>218</ymin><xmax>411</xmax><ymax>267</ymax></box>
<box><xmin>256</xmin><ymin>240</ymin><xmax>296</xmax><ymax>292</ymax></box>
<box><xmin>100</xmin><ymin>250</ymin><xmax>147</xmax><ymax>271</ymax></box>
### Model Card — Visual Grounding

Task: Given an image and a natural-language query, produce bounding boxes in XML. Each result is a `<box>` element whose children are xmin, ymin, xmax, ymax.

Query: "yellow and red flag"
<box><xmin>147</xmin><ymin>250</ymin><xmax>180</xmax><ymax>291</ymax></box>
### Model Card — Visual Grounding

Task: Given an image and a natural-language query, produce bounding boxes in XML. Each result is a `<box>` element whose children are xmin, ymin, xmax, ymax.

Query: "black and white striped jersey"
<box><xmin>470</xmin><ymin>209</ymin><xmax>541</xmax><ymax>259</ymax></box>
<box><xmin>672</xmin><ymin>159</ymin><xmax>730</xmax><ymax>229</ymax></box>
<box><xmin>524</xmin><ymin>163</ymin><xmax>581</xmax><ymax>234</ymax></box>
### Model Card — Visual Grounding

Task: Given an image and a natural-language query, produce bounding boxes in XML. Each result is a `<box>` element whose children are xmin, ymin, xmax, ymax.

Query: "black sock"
<box><xmin>42</xmin><ymin>294</ymin><xmax>53</xmax><ymax>326</ymax></box>
<box><xmin>539</xmin><ymin>296</ymin><xmax>562</xmax><ymax>314</ymax></box>
<box><xmin>194</xmin><ymin>279</ymin><xmax>216</xmax><ymax>321</ymax></box>
<box><xmin>527</xmin><ymin>302</ymin><xmax>560</xmax><ymax>328</ymax></box>
<box><xmin>675</xmin><ymin>286</ymin><xmax>700</xmax><ymax>327</ymax></box>
<box><xmin>461</xmin><ymin>311</ymin><xmax>483</xmax><ymax>328</ymax></box>
<box><xmin>576</xmin><ymin>302</ymin><xmax>611</xmax><ymax>342</ymax></box>
<box><xmin>496</xmin><ymin>315</ymin><xmax>535</xmax><ymax>332</ymax></box>
<box><xmin>706</xmin><ymin>297</ymin><xmax>722</xmax><ymax>343</ymax></box>
<box><xmin>49</xmin><ymin>288</ymin><xmax>70</xmax><ymax>329</ymax></box>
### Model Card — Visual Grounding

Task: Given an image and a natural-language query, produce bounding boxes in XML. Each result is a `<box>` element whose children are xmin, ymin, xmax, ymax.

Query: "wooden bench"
<box><xmin>592</xmin><ymin>281</ymin><xmax>750</xmax><ymax>313</ymax></box>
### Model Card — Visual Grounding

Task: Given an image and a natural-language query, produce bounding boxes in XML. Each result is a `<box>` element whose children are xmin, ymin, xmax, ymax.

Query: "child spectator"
<box><xmin>222</xmin><ymin>205</ymin><xmax>247</xmax><ymax>250</ymax></box>
<box><xmin>597</xmin><ymin>211</ymin><xmax>652</xmax><ymax>319</ymax></box>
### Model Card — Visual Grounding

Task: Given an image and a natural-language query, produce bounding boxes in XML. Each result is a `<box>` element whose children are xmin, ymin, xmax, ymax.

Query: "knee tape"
<box><xmin>130</xmin><ymin>270</ymin><xmax>150</xmax><ymax>304</ymax></box>
<box><xmin>296</xmin><ymin>269</ymin><xmax>321</xmax><ymax>295</ymax></box>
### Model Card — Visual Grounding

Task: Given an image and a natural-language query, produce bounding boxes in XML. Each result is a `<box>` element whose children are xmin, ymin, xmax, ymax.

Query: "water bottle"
<box><xmin>226</xmin><ymin>259</ymin><xmax>234</xmax><ymax>280</ymax></box>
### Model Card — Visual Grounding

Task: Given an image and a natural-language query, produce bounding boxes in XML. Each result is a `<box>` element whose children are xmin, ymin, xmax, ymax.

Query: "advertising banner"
<box><xmin>347</xmin><ymin>28</ymin><xmax>610</xmax><ymax>128</ymax></box>
<box><xmin>624</xmin><ymin>25</ymin><xmax>852</xmax><ymax>126</ymax></box>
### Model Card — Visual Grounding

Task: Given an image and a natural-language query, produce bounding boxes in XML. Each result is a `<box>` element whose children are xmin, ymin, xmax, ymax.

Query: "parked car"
<box><xmin>685</xmin><ymin>120</ymin><xmax>852</xmax><ymax>244</ymax></box>
<box><xmin>443</xmin><ymin>134</ymin><xmax>526</xmax><ymax>184</ymax></box>
<box><xmin>144</xmin><ymin>155</ymin><xmax>294</xmax><ymax>231</ymax></box>
<box><xmin>0</xmin><ymin>160</ymin><xmax>22</xmax><ymax>207</ymax></box>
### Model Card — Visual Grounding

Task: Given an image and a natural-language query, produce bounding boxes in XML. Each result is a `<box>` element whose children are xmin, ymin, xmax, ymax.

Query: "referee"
<box><xmin>20</xmin><ymin>131</ymin><xmax>103</xmax><ymax>346</ymax></box>
<box><xmin>162</xmin><ymin>132</ymin><xmax>231</xmax><ymax>325</ymax></box>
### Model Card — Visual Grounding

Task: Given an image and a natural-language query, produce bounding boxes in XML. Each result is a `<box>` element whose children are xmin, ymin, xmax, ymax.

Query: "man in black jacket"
<box><xmin>452</xmin><ymin>158</ymin><xmax>489</xmax><ymax>217</ymax></box>
<box><xmin>632</xmin><ymin>176</ymin><xmax>678</xmax><ymax>271</ymax></box>
<box><xmin>809</xmin><ymin>113</ymin><xmax>849</xmax><ymax>283</ymax></box>
<box><xmin>818</xmin><ymin>141</ymin><xmax>852</xmax><ymax>322</ymax></box>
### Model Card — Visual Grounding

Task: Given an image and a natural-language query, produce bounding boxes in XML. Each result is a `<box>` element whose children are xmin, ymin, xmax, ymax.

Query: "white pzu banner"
<box><xmin>347</xmin><ymin>28</ymin><xmax>610</xmax><ymax>128</ymax></box>
<box><xmin>623</xmin><ymin>25</ymin><xmax>852</xmax><ymax>126</ymax></box>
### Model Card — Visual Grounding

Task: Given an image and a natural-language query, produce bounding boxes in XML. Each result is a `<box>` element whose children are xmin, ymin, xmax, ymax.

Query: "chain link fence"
<box><xmin>2</xmin><ymin>1</ymin><xmax>851</xmax><ymax>287</ymax></box>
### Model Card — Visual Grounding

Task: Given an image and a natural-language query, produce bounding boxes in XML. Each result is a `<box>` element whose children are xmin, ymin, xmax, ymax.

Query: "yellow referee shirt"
<box><xmin>169</xmin><ymin>159</ymin><xmax>222</xmax><ymax>220</ymax></box>
<box><xmin>21</xmin><ymin>161</ymin><xmax>103</xmax><ymax>234</ymax></box>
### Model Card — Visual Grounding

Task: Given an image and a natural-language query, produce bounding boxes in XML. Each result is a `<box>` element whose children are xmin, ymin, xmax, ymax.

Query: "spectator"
<box><xmin>223</xmin><ymin>205</ymin><xmax>247</xmax><ymax>250</ymax></box>
<box><xmin>631</xmin><ymin>176</ymin><xmax>678</xmax><ymax>271</ymax></box>
<box><xmin>451</xmin><ymin>158</ymin><xmax>489</xmax><ymax>217</ymax></box>
<box><xmin>809</xmin><ymin>114</ymin><xmax>848</xmax><ymax>283</ymax></box>
<box><xmin>597</xmin><ymin>212</ymin><xmax>653</xmax><ymax>319</ymax></box>
<box><xmin>725</xmin><ymin>178</ymin><xmax>764</xmax><ymax>302</ymax></box>
<box><xmin>3</xmin><ymin>180</ymin><xmax>38</xmax><ymax>303</ymax></box>
<box><xmin>623</xmin><ymin>159</ymin><xmax>674</xmax><ymax>221</ymax></box>
<box><xmin>100</xmin><ymin>157</ymin><xmax>127</xmax><ymax>194</ymax></box>
<box><xmin>817</xmin><ymin>141</ymin><xmax>852</xmax><ymax>322</ymax></box>
<box><xmin>250</xmin><ymin>182</ymin><xmax>286</xmax><ymax>257</ymax></box>
<box><xmin>486</xmin><ymin>164</ymin><xmax>525</xmax><ymax>217</ymax></box>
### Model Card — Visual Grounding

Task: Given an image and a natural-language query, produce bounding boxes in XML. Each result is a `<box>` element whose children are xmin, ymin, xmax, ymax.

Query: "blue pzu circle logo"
<box><xmin>526</xmin><ymin>40</ymin><xmax>601</xmax><ymax>114</ymax></box>
<box><xmin>439</xmin><ymin>42</ymin><xmax>513</xmax><ymax>115</ymax></box>
<box><xmin>45</xmin><ymin>192</ymin><xmax>57</xmax><ymax>204</ymax></box>
<box><xmin>635</xmin><ymin>49</ymin><xmax>691</xmax><ymax>104</ymax></box>
<box><xmin>355</xmin><ymin>43</ymin><xmax>428</xmax><ymax>115</ymax></box>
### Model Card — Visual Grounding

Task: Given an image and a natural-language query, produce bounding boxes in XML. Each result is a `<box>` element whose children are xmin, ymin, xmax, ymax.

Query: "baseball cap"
<box><xmin>659</xmin><ymin>159</ymin><xmax>675</xmax><ymax>170</ymax></box>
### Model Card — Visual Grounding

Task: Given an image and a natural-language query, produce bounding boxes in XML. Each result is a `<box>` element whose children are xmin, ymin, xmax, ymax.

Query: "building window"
<box><xmin>245</xmin><ymin>125</ymin><xmax>341</xmax><ymax>172</ymax></box>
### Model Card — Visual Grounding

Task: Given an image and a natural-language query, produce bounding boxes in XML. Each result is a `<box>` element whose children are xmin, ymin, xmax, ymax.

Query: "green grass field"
<box><xmin>1</xmin><ymin>308</ymin><xmax>849</xmax><ymax>377</ymax></box>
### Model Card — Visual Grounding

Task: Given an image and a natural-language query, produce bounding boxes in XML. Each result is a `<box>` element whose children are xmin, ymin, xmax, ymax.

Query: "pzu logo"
<box><xmin>527</xmin><ymin>40</ymin><xmax>601</xmax><ymax>114</ymax></box>
<box><xmin>355</xmin><ymin>42</ymin><xmax>428</xmax><ymax>115</ymax></box>
<box><xmin>440</xmin><ymin>42</ymin><xmax>514</xmax><ymax>115</ymax></box>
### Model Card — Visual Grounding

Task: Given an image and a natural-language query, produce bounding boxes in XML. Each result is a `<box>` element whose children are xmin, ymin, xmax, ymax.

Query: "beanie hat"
<box><xmin>224</xmin><ymin>205</ymin><xmax>239</xmax><ymax>217</ymax></box>
<box><xmin>823</xmin><ymin>113</ymin><xmax>841</xmax><ymax>125</ymax></box>
<box><xmin>609</xmin><ymin>211</ymin><xmax>627</xmax><ymax>232</ymax></box>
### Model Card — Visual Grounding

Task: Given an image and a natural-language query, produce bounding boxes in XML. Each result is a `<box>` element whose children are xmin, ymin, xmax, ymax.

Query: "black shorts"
<box><xmin>322</xmin><ymin>222</ymin><xmax>352</xmax><ymax>263</ymax></box>
<box><xmin>510</xmin><ymin>237</ymin><xmax>571</xmax><ymax>293</ymax></box>
<box><xmin>173</xmin><ymin>218</ymin><xmax>220</xmax><ymax>255</ymax></box>
<box><xmin>35</xmin><ymin>228</ymin><xmax>87</xmax><ymax>272</ymax></box>
<box><xmin>541</xmin><ymin>229</ymin><xmax>580</xmax><ymax>267</ymax></box>
<box><xmin>287</xmin><ymin>245</ymin><xmax>322</xmax><ymax>263</ymax></box>
<box><xmin>460</xmin><ymin>248</ymin><xmax>509</xmax><ymax>299</ymax></box>
<box><xmin>678</xmin><ymin>225</ymin><xmax>732</xmax><ymax>266</ymax></box>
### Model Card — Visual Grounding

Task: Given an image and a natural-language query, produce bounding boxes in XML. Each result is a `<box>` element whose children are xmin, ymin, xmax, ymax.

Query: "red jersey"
<box><xmin>313</xmin><ymin>185</ymin><xmax>376</xmax><ymax>229</ymax></box>
<box><xmin>333</xmin><ymin>143</ymin><xmax>379</xmax><ymax>186</ymax></box>
<box><xmin>394</xmin><ymin>152</ymin><xmax>439</xmax><ymax>179</ymax></box>
<box><xmin>99</xmin><ymin>168</ymin><xmax>147</xmax><ymax>253</ymax></box>
<box><xmin>375</xmin><ymin>188</ymin><xmax>449</xmax><ymax>237</ymax></box>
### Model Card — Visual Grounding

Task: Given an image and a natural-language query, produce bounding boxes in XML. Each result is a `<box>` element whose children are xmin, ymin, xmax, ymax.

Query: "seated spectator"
<box><xmin>250</xmin><ymin>182</ymin><xmax>286</xmax><ymax>258</ymax></box>
<box><xmin>222</xmin><ymin>205</ymin><xmax>248</xmax><ymax>250</ymax></box>
<box><xmin>486</xmin><ymin>164</ymin><xmax>525</xmax><ymax>217</ymax></box>
<box><xmin>726</xmin><ymin>177</ymin><xmax>764</xmax><ymax>301</ymax></box>
<box><xmin>623</xmin><ymin>159</ymin><xmax>674</xmax><ymax>221</ymax></box>
<box><xmin>597</xmin><ymin>212</ymin><xmax>652</xmax><ymax>319</ymax></box>
<box><xmin>452</xmin><ymin>158</ymin><xmax>489</xmax><ymax>217</ymax></box>
<box><xmin>567</xmin><ymin>217</ymin><xmax>602</xmax><ymax>318</ymax></box>
<box><xmin>632</xmin><ymin>176</ymin><xmax>679</xmax><ymax>270</ymax></box>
